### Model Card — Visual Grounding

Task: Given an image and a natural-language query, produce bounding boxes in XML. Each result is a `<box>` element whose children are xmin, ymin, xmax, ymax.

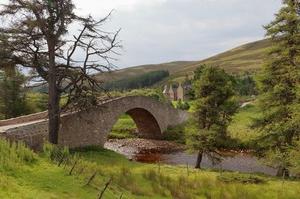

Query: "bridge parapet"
<box><xmin>0</xmin><ymin>111</ymin><xmax>48</xmax><ymax>127</ymax></box>
<box><xmin>0</xmin><ymin>96</ymin><xmax>190</xmax><ymax>149</ymax></box>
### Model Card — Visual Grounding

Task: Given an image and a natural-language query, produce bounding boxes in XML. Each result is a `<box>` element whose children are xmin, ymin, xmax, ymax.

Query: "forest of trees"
<box><xmin>103</xmin><ymin>70</ymin><xmax>169</xmax><ymax>91</ymax></box>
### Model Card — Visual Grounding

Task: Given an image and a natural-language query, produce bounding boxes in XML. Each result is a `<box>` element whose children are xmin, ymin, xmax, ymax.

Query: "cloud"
<box><xmin>2</xmin><ymin>0</ymin><xmax>283</xmax><ymax>68</ymax></box>
<box><xmin>91</xmin><ymin>0</ymin><xmax>282</xmax><ymax>68</ymax></box>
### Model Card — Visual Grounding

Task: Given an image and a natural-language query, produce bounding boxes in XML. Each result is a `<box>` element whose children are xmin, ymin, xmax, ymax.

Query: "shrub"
<box><xmin>176</xmin><ymin>100</ymin><xmax>190</xmax><ymax>110</ymax></box>
<box><xmin>163</xmin><ymin>123</ymin><xmax>186</xmax><ymax>144</ymax></box>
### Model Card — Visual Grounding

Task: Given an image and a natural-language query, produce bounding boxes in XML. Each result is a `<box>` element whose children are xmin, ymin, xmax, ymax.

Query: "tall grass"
<box><xmin>0</xmin><ymin>138</ymin><xmax>36</xmax><ymax>171</ymax></box>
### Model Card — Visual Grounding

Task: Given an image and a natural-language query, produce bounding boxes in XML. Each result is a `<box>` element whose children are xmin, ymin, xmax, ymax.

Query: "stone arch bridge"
<box><xmin>0</xmin><ymin>96</ymin><xmax>189</xmax><ymax>149</ymax></box>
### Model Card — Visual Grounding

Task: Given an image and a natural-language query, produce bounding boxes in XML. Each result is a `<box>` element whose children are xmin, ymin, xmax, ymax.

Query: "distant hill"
<box><xmin>95</xmin><ymin>39</ymin><xmax>271</xmax><ymax>83</ymax></box>
<box><xmin>30</xmin><ymin>39</ymin><xmax>271</xmax><ymax>92</ymax></box>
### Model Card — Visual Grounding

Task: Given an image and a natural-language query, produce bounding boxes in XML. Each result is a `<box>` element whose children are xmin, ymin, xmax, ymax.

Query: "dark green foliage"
<box><xmin>233</xmin><ymin>73</ymin><xmax>257</xmax><ymax>96</ymax></box>
<box><xmin>186</xmin><ymin>66</ymin><xmax>238</xmax><ymax>168</ymax></box>
<box><xmin>217</xmin><ymin>173</ymin><xmax>266</xmax><ymax>184</ymax></box>
<box><xmin>176</xmin><ymin>99</ymin><xmax>190</xmax><ymax>110</ymax></box>
<box><xmin>254</xmin><ymin>0</ymin><xmax>300</xmax><ymax>176</ymax></box>
<box><xmin>191</xmin><ymin>66</ymin><xmax>258</xmax><ymax>98</ymax></box>
<box><xmin>193</xmin><ymin>65</ymin><xmax>206</xmax><ymax>81</ymax></box>
<box><xmin>163</xmin><ymin>123</ymin><xmax>186</xmax><ymax>144</ymax></box>
<box><xmin>104</xmin><ymin>70</ymin><xmax>169</xmax><ymax>91</ymax></box>
<box><xmin>187</xmin><ymin>65</ymin><xmax>206</xmax><ymax>99</ymax></box>
<box><xmin>0</xmin><ymin>68</ymin><xmax>29</xmax><ymax>119</ymax></box>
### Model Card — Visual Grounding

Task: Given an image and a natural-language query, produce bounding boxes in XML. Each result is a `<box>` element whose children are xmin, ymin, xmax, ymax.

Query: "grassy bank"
<box><xmin>1</xmin><ymin>139</ymin><xmax>300</xmax><ymax>199</ymax></box>
<box><xmin>228</xmin><ymin>103</ymin><xmax>261</xmax><ymax>148</ymax></box>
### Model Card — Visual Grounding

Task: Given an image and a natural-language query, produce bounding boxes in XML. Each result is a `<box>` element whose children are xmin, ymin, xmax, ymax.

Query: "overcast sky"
<box><xmin>3</xmin><ymin>0</ymin><xmax>283</xmax><ymax>69</ymax></box>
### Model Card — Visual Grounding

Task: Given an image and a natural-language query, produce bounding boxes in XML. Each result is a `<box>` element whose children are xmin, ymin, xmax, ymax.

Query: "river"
<box><xmin>104</xmin><ymin>138</ymin><xmax>277</xmax><ymax>176</ymax></box>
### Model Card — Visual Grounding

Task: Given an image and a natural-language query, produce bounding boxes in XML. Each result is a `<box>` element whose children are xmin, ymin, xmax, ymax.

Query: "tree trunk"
<box><xmin>195</xmin><ymin>151</ymin><xmax>203</xmax><ymax>169</ymax></box>
<box><xmin>48</xmin><ymin>39</ymin><xmax>60</xmax><ymax>144</ymax></box>
<box><xmin>276</xmin><ymin>166</ymin><xmax>290</xmax><ymax>178</ymax></box>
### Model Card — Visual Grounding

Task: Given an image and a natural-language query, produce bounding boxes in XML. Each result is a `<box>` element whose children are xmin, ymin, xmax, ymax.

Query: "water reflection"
<box><xmin>105</xmin><ymin>140</ymin><xmax>277</xmax><ymax>176</ymax></box>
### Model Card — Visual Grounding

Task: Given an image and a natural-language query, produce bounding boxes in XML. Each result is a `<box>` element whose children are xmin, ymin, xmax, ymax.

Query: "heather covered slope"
<box><xmin>96</xmin><ymin>39</ymin><xmax>271</xmax><ymax>83</ymax></box>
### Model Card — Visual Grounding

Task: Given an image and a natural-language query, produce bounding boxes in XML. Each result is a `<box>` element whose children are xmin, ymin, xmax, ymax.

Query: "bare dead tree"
<box><xmin>0</xmin><ymin>0</ymin><xmax>121</xmax><ymax>144</ymax></box>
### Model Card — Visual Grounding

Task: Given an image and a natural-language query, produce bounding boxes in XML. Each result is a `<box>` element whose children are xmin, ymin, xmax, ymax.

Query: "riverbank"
<box><xmin>1</xmin><ymin>138</ymin><xmax>300</xmax><ymax>199</ymax></box>
<box><xmin>105</xmin><ymin>138</ymin><xmax>277</xmax><ymax>176</ymax></box>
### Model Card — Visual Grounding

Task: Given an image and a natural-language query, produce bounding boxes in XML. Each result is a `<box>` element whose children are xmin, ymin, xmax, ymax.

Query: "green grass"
<box><xmin>228</xmin><ymin>103</ymin><xmax>262</xmax><ymax>147</ymax></box>
<box><xmin>1</xmin><ymin>139</ymin><xmax>300</xmax><ymax>199</ymax></box>
<box><xmin>108</xmin><ymin>114</ymin><xmax>138</xmax><ymax>139</ymax></box>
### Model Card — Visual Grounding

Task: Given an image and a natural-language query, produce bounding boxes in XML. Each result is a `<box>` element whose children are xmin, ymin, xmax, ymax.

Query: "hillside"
<box><xmin>96</xmin><ymin>39</ymin><xmax>271</xmax><ymax>83</ymax></box>
<box><xmin>30</xmin><ymin>39</ymin><xmax>271</xmax><ymax>92</ymax></box>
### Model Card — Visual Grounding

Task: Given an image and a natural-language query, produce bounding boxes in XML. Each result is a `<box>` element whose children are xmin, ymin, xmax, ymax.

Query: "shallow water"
<box><xmin>104</xmin><ymin>140</ymin><xmax>277</xmax><ymax>176</ymax></box>
<box><xmin>135</xmin><ymin>152</ymin><xmax>277</xmax><ymax>176</ymax></box>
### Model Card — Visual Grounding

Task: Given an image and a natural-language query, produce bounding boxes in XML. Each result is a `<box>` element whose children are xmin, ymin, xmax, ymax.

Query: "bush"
<box><xmin>163</xmin><ymin>124</ymin><xmax>186</xmax><ymax>144</ymax></box>
<box><xmin>176</xmin><ymin>100</ymin><xmax>190</xmax><ymax>110</ymax></box>
<box><xmin>217</xmin><ymin>173</ymin><xmax>266</xmax><ymax>184</ymax></box>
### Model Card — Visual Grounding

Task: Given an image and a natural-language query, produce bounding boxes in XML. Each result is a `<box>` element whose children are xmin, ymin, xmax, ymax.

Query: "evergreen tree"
<box><xmin>186</xmin><ymin>66</ymin><xmax>238</xmax><ymax>169</ymax></box>
<box><xmin>0</xmin><ymin>67</ymin><xmax>28</xmax><ymax>119</ymax></box>
<box><xmin>255</xmin><ymin>0</ymin><xmax>300</xmax><ymax>177</ymax></box>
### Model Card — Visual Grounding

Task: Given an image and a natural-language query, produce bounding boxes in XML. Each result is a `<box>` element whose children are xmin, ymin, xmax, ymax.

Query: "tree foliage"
<box><xmin>189</xmin><ymin>65</ymin><xmax>257</xmax><ymax>99</ymax></box>
<box><xmin>104</xmin><ymin>70</ymin><xmax>169</xmax><ymax>91</ymax></box>
<box><xmin>0</xmin><ymin>0</ymin><xmax>121</xmax><ymax>143</ymax></box>
<box><xmin>186</xmin><ymin>66</ymin><xmax>238</xmax><ymax>168</ymax></box>
<box><xmin>233</xmin><ymin>73</ymin><xmax>257</xmax><ymax>96</ymax></box>
<box><xmin>254</xmin><ymin>0</ymin><xmax>300</xmax><ymax>177</ymax></box>
<box><xmin>0</xmin><ymin>67</ymin><xmax>29</xmax><ymax>119</ymax></box>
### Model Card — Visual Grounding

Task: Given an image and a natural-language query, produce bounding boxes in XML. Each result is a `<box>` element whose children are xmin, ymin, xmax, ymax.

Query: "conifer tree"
<box><xmin>255</xmin><ymin>0</ymin><xmax>300</xmax><ymax>177</ymax></box>
<box><xmin>0</xmin><ymin>67</ymin><xmax>28</xmax><ymax>119</ymax></box>
<box><xmin>186</xmin><ymin>66</ymin><xmax>238</xmax><ymax>169</ymax></box>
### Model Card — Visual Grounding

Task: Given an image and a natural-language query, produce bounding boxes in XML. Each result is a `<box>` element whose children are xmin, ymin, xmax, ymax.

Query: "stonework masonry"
<box><xmin>0</xmin><ymin>96</ymin><xmax>189</xmax><ymax>149</ymax></box>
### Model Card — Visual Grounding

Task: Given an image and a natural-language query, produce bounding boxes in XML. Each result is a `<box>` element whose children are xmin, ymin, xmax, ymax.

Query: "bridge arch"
<box><xmin>0</xmin><ymin>96</ymin><xmax>189</xmax><ymax>149</ymax></box>
<box><xmin>109</xmin><ymin>107</ymin><xmax>162</xmax><ymax>140</ymax></box>
<box><xmin>125</xmin><ymin>108</ymin><xmax>162</xmax><ymax>139</ymax></box>
<box><xmin>59</xmin><ymin>96</ymin><xmax>189</xmax><ymax>148</ymax></box>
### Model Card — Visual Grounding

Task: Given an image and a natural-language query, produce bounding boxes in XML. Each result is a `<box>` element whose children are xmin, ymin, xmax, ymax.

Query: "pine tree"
<box><xmin>0</xmin><ymin>67</ymin><xmax>28</xmax><ymax>119</ymax></box>
<box><xmin>255</xmin><ymin>0</ymin><xmax>300</xmax><ymax>177</ymax></box>
<box><xmin>186</xmin><ymin>66</ymin><xmax>238</xmax><ymax>169</ymax></box>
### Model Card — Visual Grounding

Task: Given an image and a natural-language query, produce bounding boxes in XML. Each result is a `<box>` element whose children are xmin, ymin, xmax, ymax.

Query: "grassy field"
<box><xmin>109</xmin><ymin>114</ymin><xmax>138</xmax><ymax>139</ymax></box>
<box><xmin>95</xmin><ymin>39</ymin><xmax>271</xmax><ymax>84</ymax></box>
<box><xmin>228</xmin><ymin>103</ymin><xmax>262</xmax><ymax>147</ymax></box>
<box><xmin>1</xmin><ymin>139</ymin><xmax>300</xmax><ymax>199</ymax></box>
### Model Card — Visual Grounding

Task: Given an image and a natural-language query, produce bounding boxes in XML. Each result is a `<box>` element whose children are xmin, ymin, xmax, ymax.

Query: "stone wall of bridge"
<box><xmin>0</xmin><ymin>96</ymin><xmax>189</xmax><ymax>149</ymax></box>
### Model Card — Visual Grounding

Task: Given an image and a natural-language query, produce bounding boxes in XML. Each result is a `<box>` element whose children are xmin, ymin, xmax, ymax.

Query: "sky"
<box><xmin>2</xmin><ymin>0</ymin><xmax>283</xmax><ymax>69</ymax></box>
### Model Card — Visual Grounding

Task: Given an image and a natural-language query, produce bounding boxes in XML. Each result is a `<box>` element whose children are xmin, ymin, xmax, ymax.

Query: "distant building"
<box><xmin>177</xmin><ymin>83</ymin><xmax>184</xmax><ymax>101</ymax></box>
<box><xmin>163</xmin><ymin>82</ymin><xmax>191</xmax><ymax>101</ymax></box>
